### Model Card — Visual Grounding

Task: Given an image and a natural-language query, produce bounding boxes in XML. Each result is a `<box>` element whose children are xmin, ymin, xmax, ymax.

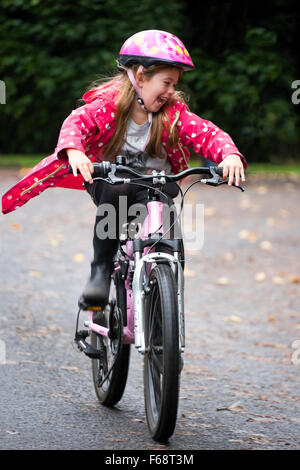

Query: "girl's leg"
<box><xmin>81</xmin><ymin>180</ymin><xmax>136</xmax><ymax>306</ymax></box>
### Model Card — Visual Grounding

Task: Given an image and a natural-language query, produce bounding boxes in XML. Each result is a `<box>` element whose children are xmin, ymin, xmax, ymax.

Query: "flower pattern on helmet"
<box><xmin>119</xmin><ymin>30</ymin><xmax>194</xmax><ymax>70</ymax></box>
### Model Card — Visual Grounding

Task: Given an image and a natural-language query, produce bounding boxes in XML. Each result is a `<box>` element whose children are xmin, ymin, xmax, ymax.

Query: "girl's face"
<box><xmin>137</xmin><ymin>67</ymin><xmax>181</xmax><ymax>113</ymax></box>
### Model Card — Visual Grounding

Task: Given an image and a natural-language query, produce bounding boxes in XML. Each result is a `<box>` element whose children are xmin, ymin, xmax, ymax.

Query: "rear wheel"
<box><xmin>91</xmin><ymin>271</ymin><xmax>130</xmax><ymax>407</ymax></box>
<box><xmin>144</xmin><ymin>263</ymin><xmax>180</xmax><ymax>442</ymax></box>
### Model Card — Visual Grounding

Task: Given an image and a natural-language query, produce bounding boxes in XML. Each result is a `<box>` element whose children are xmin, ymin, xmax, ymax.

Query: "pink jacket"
<box><xmin>2</xmin><ymin>83</ymin><xmax>246</xmax><ymax>214</ymax></box>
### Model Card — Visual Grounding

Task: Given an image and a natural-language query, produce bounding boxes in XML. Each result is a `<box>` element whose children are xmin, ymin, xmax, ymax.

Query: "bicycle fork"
<box><xmin>132</xmin><ymin>251</ymin><xmax>185</xmax><ymax>355</ymax></box>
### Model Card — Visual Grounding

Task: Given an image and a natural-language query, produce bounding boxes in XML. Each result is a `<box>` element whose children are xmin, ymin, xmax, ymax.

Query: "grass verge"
<box><xmin>1</xmin><ymin>155</ymin><xmax>300</xmax><ymax>174</ymax></box>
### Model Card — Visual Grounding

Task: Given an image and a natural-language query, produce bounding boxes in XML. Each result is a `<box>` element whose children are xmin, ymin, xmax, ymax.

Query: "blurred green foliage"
<box><xmin>0</xmin><ymin>0</ymin><xmax>298</xmax><ymax>162</ymax></box>
<box><xmin>181</xmin><ymin>27</ymin><xmax>299</xmax><ymax>162</ymax></box>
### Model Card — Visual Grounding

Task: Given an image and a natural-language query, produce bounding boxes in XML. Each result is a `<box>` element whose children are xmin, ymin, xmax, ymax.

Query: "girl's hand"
<box><xmin>218</xmin><ymin>154</ymin><xmax>246</xmax><ymax>187</ymax></box>
<box><xmin>66</xmin><ymin>148</ymin><xmax>94</xmax><ymax>184</ymax></box>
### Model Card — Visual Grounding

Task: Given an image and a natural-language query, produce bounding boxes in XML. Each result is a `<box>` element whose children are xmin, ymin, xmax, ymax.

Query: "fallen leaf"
<box><xmin>216</xmin><ymin>277</ymin><xmax>229</xmax><ymax>286</ymax></box>
<box><xmin>204</xmin><ymin>207</ymin><xmax>216</xmax><ymax>217</ymax></box>
<box><xmin>243</xmin><ymin>354</ymin><xmax>272</xmax><ymax>362</ymax></box>
<box><xmin>260</xmin><ymin>240</ymin><xmax>272</xmax><ymax>250</ymax></box>
<box><xmin>255</xmin><ymin>272</ymin><xmax>266</xmax><ymax>282</ymax></box>
<box><xmin>28</xmin><ymin>271</ymin><xmax>42</xmax><ymax>278</ymax></box>
<box><xmin>184</xmin><ymin>268</ymin><xmax>196</xmax><ymax>277</ymax></box>
<box><xmin>257</xmin><ymin>395</ymin><xmax>273</xmax><ymax>402</ymax></box>
<box><xmin>289</xmin><ymin>275</ymin><xmax>300</xmax><ymax>284</ymax></box>
<box><xmin>51</xmin><ymin>393</ymin><xmax>74</xmax><ymax>399</ymax></box>
<box><xmin>247</xmin><ymin>416</ymin><xmax>278</xmax><ymax>423</ymax></box>
<box><xmin>260</xmin><ymin>342</ymin><xmax>287</xmax><ymax>349</ymax></box>
<box><xmin>238</xmin><ymin>229</ymin><xmax>250</xmax><ymax>239</ymax></box>
<box><xmin>37</xmin><ymin>251</ymin><xmax>51</xmax><ymax>258</ymax></box>
<box><xmin>225</xmin><ymin>315</ymin><xmax>243</xmax><ymax>323</ymax></box>
<box><xmin>222</xmin><ymin>252</ymin><xmax>233</xmax><ymax>261</ymax></box>
<box><xmin>102</xmin><ymin>438</ymin><xmax>129</xmax><ymax>442</ymax></box>
<box><xmin>239</xmin><ymin>198</ymin><xmax>252</xmax><ymax>209</ymax></box>
<box><xmin>217</xmin><ymin>401</ymin><xmax>245</xmax><ymax>412</ymax></box>
<box><xmin>272</xmin><ymin>276</ymin><xmax>284</xmax><ymax>284</ymax></box>
<box><xmin>60</xmin><ymin>366</ymin><xmax>81</xmax><ymax>372</ymax></box>
<box><xmin>72</xmin><ymin>253</ymin><xmax>84</xmax><ymax>262</ymax></box>
<box><xmin>48</xmin><ymin>239</ymin><xmax>59</xmax><ymax>246</ymax></box>
<box><xmin>6</xmin><ymin>430</ymin><xmax>20</xmax><ymax>435</ymax></box>
<box><xmin>256</xmin><ymin>185</ymin><xmax>268</xmax><ymax>195</ymax></box>
<box><xmin>279</xmin><ymin>209</ymin><xmax>289</xmax><ymax>218</ymax></box>
<box><xmin>268</xmin><ymin>316</ymin><xmax>276</xmax><ymax>322</ymax></box>
<box><xmin>11</xmin><ymin>223</ymin><xmax>22</xmax><ymax>231</ymax></box>
<box><xmin>289</xmin><ymin>418</ymin><xmax>300</xmax><ymax>424</ymax></box>
<box><xmin>238</xmin><ymin>230</ymin><xmax>259</xmax><ymax>243</ymax></box>
<box><xmin>247</xmin><ymin>232</ymin><xmax>259</xmax><ymax>243</ymax></box>
<box><xmin>267</xmin><ymin>217</ymin><xmax>277</xmax><ymax>226</ymax></box>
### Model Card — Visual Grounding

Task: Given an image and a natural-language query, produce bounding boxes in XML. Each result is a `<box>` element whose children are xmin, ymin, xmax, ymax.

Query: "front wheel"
<box><xmin>144</xmin><ymin>263</ymin><xmax>180</xmax><ymax>442</ymax></box>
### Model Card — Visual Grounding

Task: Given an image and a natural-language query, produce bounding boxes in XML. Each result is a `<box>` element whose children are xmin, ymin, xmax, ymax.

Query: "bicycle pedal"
<box><xmin>76</xmin><ymin>329</ymin><xmax>89</xmax><ymax>340</ymax></box>
<box><xmin>74</xmin><ymin>335</ymin><xmax>102</xmax><ymax>359</ymax></box>
<box><xmin>78</xmin><ymin>296</ymin><xmax>103</xmax><ymax>311</ymax></box>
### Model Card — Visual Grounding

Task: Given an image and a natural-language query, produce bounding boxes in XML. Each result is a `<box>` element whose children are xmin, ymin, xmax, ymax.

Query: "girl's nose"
<box><xmin>168</xmin><ymin>86</ymin><xmax>175</xmax><ymax>97</ymax></box>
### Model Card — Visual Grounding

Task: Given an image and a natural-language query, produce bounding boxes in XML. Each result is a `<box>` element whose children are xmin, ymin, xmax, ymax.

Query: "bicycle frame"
<box><xmin>84</xmin><ymin>197</ymin><xmax>185</xmax><ymax>355</ymax></box>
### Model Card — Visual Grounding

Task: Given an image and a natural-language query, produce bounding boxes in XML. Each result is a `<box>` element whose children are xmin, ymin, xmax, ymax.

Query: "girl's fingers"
<box><xmin>228</xmin><ymin>166</ymin><xmax>235</xmax><ymax>186</ymax></box>
<box><xmin>235</xmin><ymin>167</ymin><xmax>240</xmax><ymax>187</ymax></box>
<box><xmin>72</xmin><ymin>165</ymin><xmax>78</xmax><ymax>177</ymax></box>
<box><xmin>226</xmin><ymin>165</ymin><xmax>245</xmax><ymax>186</ymax></box>
<box><xmin>80</xmin><ymin>162</ymin><xmax>93</xmax><ymax>183</ymax></box>
<box><xmin>88</xmin><ymin>161</ymin><xmax>94</xmax><ymax>174</ymax></box>
<box><xmin>222</xmin><ymin>165</ymin><xmax>229</xmax><ymax>180</ymax></box>
<box><xmin>241</xmin><ymin>167</ymin><xmax>245</xmax><ymax>182</ymax></box>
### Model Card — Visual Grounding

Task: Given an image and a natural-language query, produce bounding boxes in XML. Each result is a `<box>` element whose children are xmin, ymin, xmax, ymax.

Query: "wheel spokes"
<box><xmin>147</xmin><ymin>284</ymin><xmax>164</xmax><ymax>417</ymax></box>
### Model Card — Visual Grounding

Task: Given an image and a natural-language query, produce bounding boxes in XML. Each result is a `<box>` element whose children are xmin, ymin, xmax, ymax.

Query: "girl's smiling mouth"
<box><xmin>157</xmin><ymin>96</ymin><xmax>168</xmax><ymax>105</ymax></box>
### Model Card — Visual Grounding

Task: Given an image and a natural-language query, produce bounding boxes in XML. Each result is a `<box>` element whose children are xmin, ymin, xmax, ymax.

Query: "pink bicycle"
<box><xmin>73</xmin><ymin>158</ymin><xmax>244</xmax><ymax>442</ymax></box>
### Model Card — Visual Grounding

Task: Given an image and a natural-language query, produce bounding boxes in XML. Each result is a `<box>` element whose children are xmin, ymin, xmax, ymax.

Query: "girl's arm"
<box><xmin>177</xmin><ymin>105</ymin><xmax>246</xmax><ymax>185</ymax></box>
<box><xmin>54</xmin><ymin>101</ymin><xmax>102</xmax><ymax>183</ymax></box>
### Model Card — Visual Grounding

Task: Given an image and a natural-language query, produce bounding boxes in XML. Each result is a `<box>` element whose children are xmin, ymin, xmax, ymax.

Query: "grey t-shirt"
<box><xmin>120</xmin><ymin>119</ymin><xmax>172</xmax><ymax>173</ymax></box>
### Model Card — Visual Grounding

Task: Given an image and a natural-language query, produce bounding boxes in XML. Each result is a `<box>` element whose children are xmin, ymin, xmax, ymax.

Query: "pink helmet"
<box><xmin>118</xmin><ymin>30</ymin><xmax>194</xmax><ymax>71</ymax></box>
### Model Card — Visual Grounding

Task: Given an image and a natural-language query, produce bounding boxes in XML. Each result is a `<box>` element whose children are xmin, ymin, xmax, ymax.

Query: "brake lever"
<box><xmin>215</xmin><ymin>180</ymin><xmax>245</xmax><ymax>192</ymax></box>
<box><xmin>200</xmin><ymin>167</ymin><xmax>245</xmax><ymax>192</ymax></box>
<box><xmin>106</xmin><ymin>163</ymin><xmax>129</xmax><ymax>184</ymax></box>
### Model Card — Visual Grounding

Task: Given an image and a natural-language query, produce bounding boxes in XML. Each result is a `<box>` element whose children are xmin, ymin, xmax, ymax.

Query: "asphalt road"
<box><xmin>0</xmin><ymin>169</ymin><xmax>299</xmax><ymax>451</ymax></box>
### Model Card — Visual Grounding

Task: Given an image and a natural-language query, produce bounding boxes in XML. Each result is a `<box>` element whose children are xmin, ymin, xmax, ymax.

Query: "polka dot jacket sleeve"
<box><xmin>178</xmin><ymin>106</ymin><xmax>247</xmax><ymax>169</ymax></box>
<box><xmin>54</xmin><ymin>101</ymin><xmax>100</xmax><ymax>160</ymax></box>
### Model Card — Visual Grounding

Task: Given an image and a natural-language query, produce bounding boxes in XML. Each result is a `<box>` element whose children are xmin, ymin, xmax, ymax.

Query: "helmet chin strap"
<box><xmin>125</xmin><ymin>65</ymin><xmax>153</xmax><ymax>152</ymax></box>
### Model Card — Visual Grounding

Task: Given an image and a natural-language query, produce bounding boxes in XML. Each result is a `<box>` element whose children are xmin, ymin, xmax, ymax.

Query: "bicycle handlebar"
<box><xmin>68</xmin><ymin>158</ymin><xmax>245</xmax><ymax>191</ymax></box>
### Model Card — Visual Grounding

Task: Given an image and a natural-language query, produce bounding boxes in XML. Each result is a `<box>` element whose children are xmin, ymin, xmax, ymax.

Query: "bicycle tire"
<box><xmin>144</xmin><ymin>263</ymin><xmax>180</xmax><ymax>442</ymax></box>
<box><xmin>91</xmin><ymin>270</ymin><xmax>130</xmax><ymax>407</ymax></box>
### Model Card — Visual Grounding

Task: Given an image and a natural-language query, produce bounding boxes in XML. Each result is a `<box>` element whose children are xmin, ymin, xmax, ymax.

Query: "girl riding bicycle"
<box><xmin>2</xmin><ymin>30</ymin><xmax>246</xmax><ymax>307</ymax></box>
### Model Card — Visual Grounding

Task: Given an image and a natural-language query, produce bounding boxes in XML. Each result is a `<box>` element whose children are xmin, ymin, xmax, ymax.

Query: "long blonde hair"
<box><xmin>85</xmin><ymin>64</ymin><xmax>188</xmax><ymax>159</ymax></box>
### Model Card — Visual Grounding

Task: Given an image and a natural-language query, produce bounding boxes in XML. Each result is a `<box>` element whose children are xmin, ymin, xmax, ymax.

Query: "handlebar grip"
<box><xmin>67</xmin><ymin>162</ymin><xmax>111</xmax><ymax>178</ymax></box>
<box><xmin>213</xmin><ymin>166</ymin><xmax>223</xmax><ymax>177</ymax></box>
